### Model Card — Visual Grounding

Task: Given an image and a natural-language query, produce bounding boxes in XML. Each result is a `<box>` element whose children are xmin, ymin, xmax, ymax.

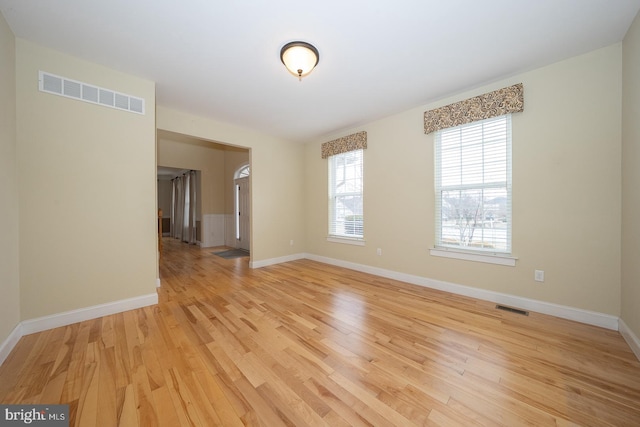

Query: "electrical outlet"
<box><xmin>290</xmin><ymin>240</ymin><xmax>294</xmax><ymax>246</ymax></box>
<box><xmin>377</xmin><ymin>248</ymin><xmax>382</xmax><ymax>256</ymax></box>
<box><xmin>534</xmin><ymin>270</ymin><xmax>545</xmax><ymax>282</ymax></box>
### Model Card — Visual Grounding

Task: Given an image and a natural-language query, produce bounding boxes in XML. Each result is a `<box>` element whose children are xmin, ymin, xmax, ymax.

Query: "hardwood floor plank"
<box><xmin>117</xmin><ymin>384</ymin><xmax>138</xmax><ymax>427</ymax></box>
<box><xmin>38</xmin><ymin>369</ymin><xmax>67</xmax><ymax>405</ymax></box>
<box><xmin>303</xmin><ymin>378</ymin><xmax>371</xmax><ymax>427</ymax></box>
<box><xmin>233</xmin><ymin>377</ymin><xmax>289</xmax><ymax>427</ymax></box>
<box><xmin>75</xmin><ymin>347</ymin><xmax>99</xmax><ymax>427</ymax></box>
<box><xmin>59</xmin><ymin>322</ymin><xmax>91</xmax><ymax>405</ymax></box>
<box><xmin>1</xmin><ymin>237</ymin><xmax>639</xmax><ymax>426</ymax></box>
<box><xmin>96</xmin><ymin>345</ymin><xmax>118</xmax><ymax>427</ymax></box>
<box><xmin>192</xmin><ymin>371</ymin><xmax>245</xmax><ymax>427</ymax></box>
<box><xmin>151</xmin><ymin>385</ymin><xmax>182</xmax><ymax>427</ymax></box>
<box><xmin>165</xmin><ymin>367</ymin><xmax>204</xmax><ymax>426</ymax></box>
<box><xmin>329</xmin><ymin>370</ymin><xmax>415</xmax><ymax>426</ymax></box>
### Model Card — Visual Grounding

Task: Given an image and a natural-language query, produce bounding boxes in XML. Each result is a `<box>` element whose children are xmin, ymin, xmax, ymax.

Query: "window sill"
<box><xmin>430</xmin><ymin>247</ymin><xmax>517</xmax><ymax>266</ymax></box>
<box><xmin>327</xmin><ymin>236</ymin><xmax>365</xmax><ymax>246</ymax></box>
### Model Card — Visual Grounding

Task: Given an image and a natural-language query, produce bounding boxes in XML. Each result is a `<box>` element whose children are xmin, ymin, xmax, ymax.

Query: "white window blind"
<box><xmin>329</xmin><ymin>149</ymin><xmax>364</xmax><ymax>239</ymax></box>
<box><xmin>435</xmin><ymin>115</ymin><xmax>512</xmax><ymax>253</ymax></box>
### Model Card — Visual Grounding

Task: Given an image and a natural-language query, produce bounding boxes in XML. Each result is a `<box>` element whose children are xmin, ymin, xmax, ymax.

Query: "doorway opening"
<box><xmin>157</xmin><ymin>129</ymin><xmax>250</xmax><ymax>252</ymax></box>
<box><xmin>157</xmin><ymin>167</ymin><xmax>201</xmax><ymax>244</ymax></box>
<box><xmin>234</xmin><ymin>164</ymin><xmax>250</xmax><ymax>251</ymax></box>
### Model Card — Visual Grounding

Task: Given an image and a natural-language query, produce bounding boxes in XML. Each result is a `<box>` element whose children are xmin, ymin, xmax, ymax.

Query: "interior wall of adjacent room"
<box><xmin>157</xmin><ymin>177</ymin><xmax>172</xmax><ymax>227</ymax></box>
<box><xmin>157</xmin><ymin>137</ymin><xmax>225</xmax><ymax>216</ymax></box>
<box><xmin>157</xmin><ymin>107</ymin><xmax>306</xmax><ymax>261</ymax></box>
<box><xmin>16</xmin><ymin>39</ymin><xmax>157</xmax><ymax>320</ymax></box>
<box><xmin>305</xmin><ymin>44</ymin><xmax>622</xmax><ymax>316</ymax></box>
<box><xmin>622</xmin><ymin>10</ymin><xmax>640</xmax><ymax>340</ymax></box>
<box><xmin>0</xmin><ymin>11</ymin><xmax>20</xmax><ymax>344</ymax></box>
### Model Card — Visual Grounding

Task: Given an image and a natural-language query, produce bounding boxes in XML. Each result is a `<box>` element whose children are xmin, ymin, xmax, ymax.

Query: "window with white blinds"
<box><xmin>435</xmin><ymin>115</ymin><xmax>512</xmax><ymax>253</ymax></box>
<box><xmin>329</xmin><ymin>149</ymin><xmax>364</xmax><ymax>240</ymax></box>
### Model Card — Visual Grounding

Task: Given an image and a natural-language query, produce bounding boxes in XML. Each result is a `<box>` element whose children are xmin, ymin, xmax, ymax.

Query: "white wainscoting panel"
<box><xmin>201</xmin><ymin>214</ymin><xmax>225</xmax><ymax>248</ymax></box>
<box><xmin>225</xmin><ymin>214</ymin><xmax>236</xmax><ymax>247</ymax></box>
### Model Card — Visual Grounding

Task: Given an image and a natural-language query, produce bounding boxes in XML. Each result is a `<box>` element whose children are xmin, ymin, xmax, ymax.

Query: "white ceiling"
<box><xmin>1</xmin><ymin>1</ymin><xmax>639</xmax><ymax>143</ymax></box>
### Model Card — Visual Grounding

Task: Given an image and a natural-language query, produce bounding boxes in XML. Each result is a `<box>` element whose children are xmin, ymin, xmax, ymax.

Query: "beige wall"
<box><xmin>622</xmin><ymin>12</ymin><xmax>640</xmax><ymax>338</ymax></box>
<box><xmin>306</xmin><ymin>44</ymin><xmax>623</xmax><ymax>315</ymax></box>
<box><xmin>0</xmin><ymin>13</ymin><xmax>20</xmax><ymax>343</ymax></box>
<box><xmin>16</xmin><ymin>39</ymin><xmax>157</xmax><ymax>319</ymax></box>
<box><xmin>157</xmin><ymin>178</ymin><xmax>172</xmax><ymax>219</ymax></box>
<box><xmin>157</xmin><ymin>107</ymin><xmax>305</xmax><ymax>260</ymax></box>
<box><xmin>157</xmin><ymin>136</ymin><xmax>226</xmax><ymax>215</ymax></box>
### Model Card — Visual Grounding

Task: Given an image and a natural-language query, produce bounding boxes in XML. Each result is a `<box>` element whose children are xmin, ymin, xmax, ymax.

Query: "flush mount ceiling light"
<box><xmin>280</xmin><ymin>41</ymin><xmax>319</xmax><ymax>81</ymax></box>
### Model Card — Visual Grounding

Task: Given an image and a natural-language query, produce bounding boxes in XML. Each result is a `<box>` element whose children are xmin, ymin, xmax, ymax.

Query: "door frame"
<box><xmin>234</xmin><ymin>164</ymin><xmax>250</xmax><ymax>251</ymax></box>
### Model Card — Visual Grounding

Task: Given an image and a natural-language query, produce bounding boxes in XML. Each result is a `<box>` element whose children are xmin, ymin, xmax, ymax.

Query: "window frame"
<box><xmin>235</xmin><ymin>164</ymin><xmax>250</xmax><ymax>179</ymax></box>
<box><xmin>432</xmin><ymin>115</ymin><xmax>515</xmax><ymax>265</ymax></box>
<box><xmin>328</xmin><ymin>149</ymin><xmax>365</xmax><ymax>244</ymax></box>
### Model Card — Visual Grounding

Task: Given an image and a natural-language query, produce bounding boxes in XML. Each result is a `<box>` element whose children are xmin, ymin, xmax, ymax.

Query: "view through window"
<box><xmin>329</xmin><ymin>149</ymin><xmax>364</xmax><ymax>239</ymax></box>
<box><xmin>435</xmin><ymin>115</ymin><xmax>512</xmax><ymax>253</ymax></box>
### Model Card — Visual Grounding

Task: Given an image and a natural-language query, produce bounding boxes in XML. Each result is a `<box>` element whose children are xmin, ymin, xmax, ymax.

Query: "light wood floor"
<box><xmin>1</xmin><ymin>238</ymin><xmax>639</xmax><ymax>426</ymax></box>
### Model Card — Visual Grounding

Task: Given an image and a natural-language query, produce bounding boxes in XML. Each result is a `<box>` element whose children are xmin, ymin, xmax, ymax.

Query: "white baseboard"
<box><xmin>21</xmin><ymin>293</ymin><xmax>158</xmax><ymax>335</ymax></box>
<box><xmin>0</xmin><ymin>323</ymin><xmax>23</xmax><ymax>367</ymax></box>
<box><xmin>303</xmin><ymin>253</ymin><xmax>619</xmax><ymax>331</ymax></box>
<box><xmin>0</xmin><ymin>292</ymin><xmax>158</xmax><ymax>367</ymax></box>
<box><xmin>250</xmin><ymin>253</ymin><xmax>306</xmax><ymax>268</ymax></box>
<box><xmin>619</xmin><ymin>318</ymin><xmax>640</xmax><ymax>361</ymax></box>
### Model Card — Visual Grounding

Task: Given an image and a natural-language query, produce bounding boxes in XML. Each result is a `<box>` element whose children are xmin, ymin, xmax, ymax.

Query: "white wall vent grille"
<box><xmin>38</xmin><ymin>71</ymin><xmax>145</xmax><ymax>115</ymax></box>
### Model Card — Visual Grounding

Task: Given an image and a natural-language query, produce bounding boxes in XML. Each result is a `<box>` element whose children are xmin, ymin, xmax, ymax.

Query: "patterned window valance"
<box><xmin>424</xmin><ymin>83</ymin><xmax>523</xmax><ymax>134</ymax></box>
<box><xmin>321</xmin><ymin>131</ymin><xmax>367</xmax><ymax>159</ymax></box>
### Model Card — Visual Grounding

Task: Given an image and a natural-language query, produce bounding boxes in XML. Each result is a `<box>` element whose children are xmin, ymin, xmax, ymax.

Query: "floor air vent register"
<box><xmin>496</xmin><ymin>304</ymin><xmax>530</xmax><ymax>316</ymax></box>
<box><xmin>38</xmin><ymin>71</ymin><xmax>145</xmax><ymax>115</ymax></box>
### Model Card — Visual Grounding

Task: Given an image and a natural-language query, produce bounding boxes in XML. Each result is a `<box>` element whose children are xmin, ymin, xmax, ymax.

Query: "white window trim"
<box><xmin>235</xmin><ymin>163</ymin><xmax>250</xmax><ymax>179</ymax></box>
<box><xmin>430</xmin><ymin>247</ymin><xmax>517</xmax><ymax>266</ymax></box>
<box><xmin>328</xmin><ymin>149</ymin><xmax>364</xmax><ymax>240</ymax></box>
<box><xmin>434</xmin><ymin>115</ymin><xmax>512</xmax><ymax>258</ymax></box>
